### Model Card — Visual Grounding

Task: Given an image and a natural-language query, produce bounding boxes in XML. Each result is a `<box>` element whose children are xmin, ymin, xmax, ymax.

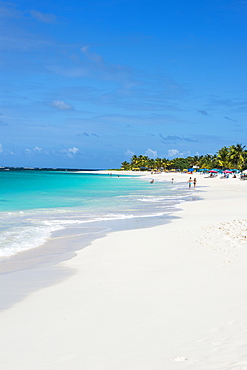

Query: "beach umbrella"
<box><xmin>209</xmin><ymin>170</ymin><xmax>218</xmax><ymax>173</ymax></box>
<box><xmin>224</xmin><ymin>170</ymin><xmax>233</xmax><ymax>173</ymax></box>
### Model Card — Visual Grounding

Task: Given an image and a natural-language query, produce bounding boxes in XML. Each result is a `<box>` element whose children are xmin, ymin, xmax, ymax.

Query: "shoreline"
<box><xmin>0</xmin><ymin>171</ymin><xmax>187</xmax><ymax>309</ymax></box>
<box><xmin>1</xmin><ymin>174</ymin><xmax>247</xmax><ymax>368</ymax></box>
<box><xmin>0</xmin><ymin>170</ymin><xmax>184</xmax><ymax>271</ymax></box>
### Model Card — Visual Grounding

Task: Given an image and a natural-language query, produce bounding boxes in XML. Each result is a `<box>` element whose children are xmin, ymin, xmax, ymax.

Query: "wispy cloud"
<box><xmin>125</xmin><ymin>149</ymin><xmax>134</xmax><ymax>157</ymax></box>
<box><xmin>167</xmin><ymin>148</ymin><xmax>191</xmax><ymax>158</ymax></box>
<box><xmin>0</xmin><ymin>4</ymin><xmax>22</xmax><ymax>19</ymax></box>
<box><xmin>145</xmin><ymin>148</ymin><xmax>157</xmax><ymax>159</ymax></box>
<box><xmin>0</xmin><ymin>4</ymin><xmax>53</xmax><ymax>52</ymax></box>
<box><xmin>159</xmin><ymin>134</ymin><xmax>197</xmax><ymax>143</ymax></box>
<box><xmin>51</xmin><ymin>100</ymin><xmax>73</xmax><ymax>111</ymax></box>
<box><xmin>68</xmin><ymin>147</ymin><xmax>79</xmax><ymax>154</ymax></box>
<box><xmin>209</xmin><ymin>96</ymin><xmax>247</xmax><ymax>111</ymax></box>
<box><xmin>81</xmin><ymin>46</ymin><xmax>103</xmax><ymax>63</ymax></box>
<box><xmin>48</xmin><ymin>45</ymin><xmax>137</xmax><ymax>89</ymax></box>
<box><xmin>0</xmin><ymin>4</ymin><xmax>57</xmax><ymax>24</ymax></box>
<box><xmin>224</xmin><ymin>116</ymin><xmax>238</xmax><ymax>122</ymax></box>
<box><xmin>30</xmin><ymin>10</ymin><xmax>57</xmax><ymax>24</ymax></box>
<box><xmin>78</xmin><ymin>45</ymin><xmax>138</xmax><ymax>88</ymax></box>
<box><xmin>96</xmin><ymin>113</ymin><xmax>177</xmax><ymax>126</ymax></box>
<box><xmin>25</xmin><ymin>148</ymin><xmax>32</xmax><ymax>156</ymax></box>
<box><xmin>167</xmin><ymin>149</ymin><xmax>179</xmax><ymax>158</ymax></box>
<box><xmin>197</xmin><ymin>109</ymin><xmax>208</xmax><ymax>116</ymax></box>
<box><xmin>76</xmin><ymin>132</ymin><xmax>100</xmax><ymax>138</ymax></box>
<box><xmin>24</xmin><ymin>146</ymin><xmax>43</xmax><ymax>156</ymax></box>
<box><xmin>62</xmin><ymin>147</ymin><xmax>79</xmax><ymax>158</ymax></box>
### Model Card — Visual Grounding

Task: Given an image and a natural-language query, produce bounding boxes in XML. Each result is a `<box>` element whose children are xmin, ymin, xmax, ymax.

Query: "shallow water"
<box><xmin>0</xmin><ymin>171</ymin><xmax>192</xmax><ymax>258</ymax></box>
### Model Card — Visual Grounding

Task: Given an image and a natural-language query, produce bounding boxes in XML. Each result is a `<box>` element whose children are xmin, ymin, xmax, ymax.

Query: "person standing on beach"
<box><xmin>193</xmin><ymin>178</ymin><xmax>197</xmax><ymax>188</ymax></box>
<box><xmin>188</xmin><ymin>177</ymin><xmax>193</xmax><ymax>189</ymax></box>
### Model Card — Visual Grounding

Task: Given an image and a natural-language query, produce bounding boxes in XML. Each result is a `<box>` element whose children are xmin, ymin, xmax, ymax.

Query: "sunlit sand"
<box><xmin>1</xmin><ymin>172</ymin><xmax>247</xmax><ymax>369</ymax></box>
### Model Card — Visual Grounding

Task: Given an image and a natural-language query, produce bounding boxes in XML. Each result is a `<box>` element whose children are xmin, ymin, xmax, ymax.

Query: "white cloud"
<box><xmin>167</xmin><ymin>149</ymin><xmax>180</xmax><ymax>158</ymax></box>
<box><xmin>62</xmin><ymin>147</ymin><xmax>79</xmax><ymax>158</ymax></box>
<box><xmin>167</xmin><ymin>149</ymin><xmax>191</xmax><ymax>158</ymax></box>
<box><xmin>51</xmin><ymin>100</ymin><xmax>73</xmax><ymax>111</ymax></box>
<box><xmin>145</xmin><ymin>148</ymin><xmax>157</xmax><ymax>159</ymax></box>
<box><xmin>24</xmin><ymin>147</ymin><xmax>43</xmax><ymax>156</ymax></box>
<box><xmin>180</xmin><ymin>151</ymin><xmax>191</xmax><ymax>157</ymax></box>
<box><xmin>125</xmin><ymin>149</ymin><xmax>134</xmax><ymax>157</ymax></box>
<box><xmin>25</xmin><ymin>148</ymin><xmax>32</xmax><ymax>156</ymax></box>
<box><xmin>68</xmin><ymin>147</ymin><xmax>79</xmax><ymax>155</ymax></box>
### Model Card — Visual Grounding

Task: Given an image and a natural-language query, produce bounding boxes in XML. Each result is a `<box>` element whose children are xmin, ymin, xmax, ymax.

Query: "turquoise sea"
<box><xmin>0</xmin><ymin>170</ymin><xmax>191</xmax><ymax>258</ymax></box>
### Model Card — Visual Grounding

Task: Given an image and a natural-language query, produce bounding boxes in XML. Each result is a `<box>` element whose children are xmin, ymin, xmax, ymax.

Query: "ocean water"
<box><xmin>0</xmin><ymin>170</ymin><xmax>192</xmax><ymax>258</ymax></box>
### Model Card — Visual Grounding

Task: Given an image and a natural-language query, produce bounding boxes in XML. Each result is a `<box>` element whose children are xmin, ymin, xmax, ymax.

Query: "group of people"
<box><xmin>151</xmin><ymin>176</ymin><xmax>197</xmax><ymax>188</ymax></box>
<box><xmin>171</xmin><ymin>177</ymin><xmax>197</xmax><ymax>189</ymax></box>
<box><xmin>188</xmin><ymin>177</ymin><xmax>197</xmax><ymax>188</ymax></box>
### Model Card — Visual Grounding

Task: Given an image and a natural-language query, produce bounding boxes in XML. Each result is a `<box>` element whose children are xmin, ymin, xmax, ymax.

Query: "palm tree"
<box><xmin>121</xmin><ymin>161</ymin><xmax>131</xmax><ymax>170</ymax></box>
<box><xmin>189</xmin><ymin>155</ymin><xmax>204</xmax><ymax>168</ymax></box>
<box><xmin>138</xmin><ymin>155</ymin><xmax>149</xmax><ymax>168</ymax></box>
<box><xmin>161</xmin><ymin>158</ymin><xmax>169</xmax><ymax>170</ymax></box>
<box><xmin>154</xmin><ymin>157</ymin><xmax>163</xmax><ymax>170</ymax></box>
<box><xmin>123</xmin><ymin>144</ymin><xmax>247</xmax><ymax>172</ymax></box>
<box><xmin>199</xmin><ymin>154</ymin><xmax>216</xmax><ymax>169</ymax></box>
<box><xmin>130</xmin><ymin>155</ymin><xmax>139</xmax><ymax>169</ymax></box>
<box><xmin>217</xmin><ymin>146</ymin><xmax>230</xmax><ymax>169</ymax></box>
<box><xmin>147</xmin><ymin>158</ymin><xmax>155</xmax><ymax>170</ymax></box>
<box><xmin>166</xmin><ymin>159</ymin><xmax>175</xmax><ymax>170</ymax></box>
<box><xmin>228</xmin><ymin>144</ymin><xmax>246</xmax><ymax>170</ymax></box>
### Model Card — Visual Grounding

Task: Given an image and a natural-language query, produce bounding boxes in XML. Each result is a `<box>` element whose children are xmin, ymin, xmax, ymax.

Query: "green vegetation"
<box><xmin>121</xmin><ymin>144</ymin><xmax>247</xmax><ymax>171</ymax></box>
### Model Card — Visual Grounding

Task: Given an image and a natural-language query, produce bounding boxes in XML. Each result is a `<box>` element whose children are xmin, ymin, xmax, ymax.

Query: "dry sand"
<box><xmin>1</xmin><ymin>172</ymin><xmax>247</xmax><ymax>369</ymax></box>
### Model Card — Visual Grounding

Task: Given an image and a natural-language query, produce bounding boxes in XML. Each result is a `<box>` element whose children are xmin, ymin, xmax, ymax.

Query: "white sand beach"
<box><xmin>1</xmin><ymin>173</ymin><xmax>247</xmax><ymax>369</ymax></box>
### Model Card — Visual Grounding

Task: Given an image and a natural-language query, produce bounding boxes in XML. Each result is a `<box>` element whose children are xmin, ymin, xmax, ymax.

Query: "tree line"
<box><xmin>121</xmin><ymin>144</ymin><xmax>247</xmax><ymax>171</ymax></box>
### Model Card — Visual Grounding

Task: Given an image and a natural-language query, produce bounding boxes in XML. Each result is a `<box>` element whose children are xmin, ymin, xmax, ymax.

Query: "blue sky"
<box><xmin>0</xmin><ymin>0</ymin><xmax>247</xmax><ymax>168</ymax></box>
